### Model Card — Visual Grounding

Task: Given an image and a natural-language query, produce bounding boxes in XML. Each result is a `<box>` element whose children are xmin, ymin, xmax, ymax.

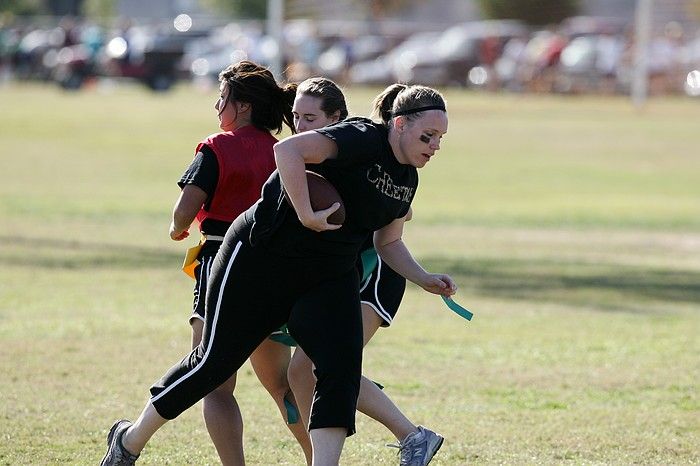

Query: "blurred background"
<box><xmin>1</xmin><ymin>0</ymin><xmax>699</xmax><ymax>97</ymax></box>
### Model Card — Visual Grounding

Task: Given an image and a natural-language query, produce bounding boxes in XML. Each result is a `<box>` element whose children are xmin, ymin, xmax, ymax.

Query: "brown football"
<box><xmin>284</xmin><ymin>171</ymin><xmax>346</xmax><ymax>225</ymax></box>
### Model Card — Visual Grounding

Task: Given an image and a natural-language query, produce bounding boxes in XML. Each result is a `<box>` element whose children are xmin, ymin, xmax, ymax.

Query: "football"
<box><xmin>284</xmin><ymin>171</ymin><xmax>346</xmax><ymax>225</ymax></box>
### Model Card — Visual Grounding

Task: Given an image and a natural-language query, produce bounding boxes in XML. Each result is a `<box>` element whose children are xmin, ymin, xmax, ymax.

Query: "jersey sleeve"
<box><xmin>315</xmin><ymin>118</ymin><xmax>382</xmax><ymax>168</ymax></box>
<box><xmin>396</xmin><ymin>202</ymin><xmax>411</xmax><ymax>219</ymax></box>
<box><xmin>177</xmin><ymin>144</ymin><xmax>219</xmax><ymax>197</ymax></box>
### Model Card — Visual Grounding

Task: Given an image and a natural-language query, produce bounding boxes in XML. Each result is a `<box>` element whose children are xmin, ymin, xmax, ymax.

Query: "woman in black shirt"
<box><xmin>101</xmin><ymin>84</ymin><xmax>456</xmax><ymax>466</ymax></box>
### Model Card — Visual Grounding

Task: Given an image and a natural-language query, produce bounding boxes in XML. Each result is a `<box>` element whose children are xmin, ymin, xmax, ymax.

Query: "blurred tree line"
<box><xmin>1</xmin><ymin>0</ymin><xmax>45</xmax><ymax>15</ymax></box>
<box><xmin>22</xmin><ymin>0</ymin><xmax>700</xmax><ymax>29</ymax></box>
<box><xmin>477</xmin><ymin>0</ymin><xmax>578</xmax><ymax>26</ymax></box>
<box><xmin>2</xmin><ymin>0</ymin><xmax>583</xmax><ymax>23</ymax></box>
<box><xmin>201</xmin><ymin>0</ymin><xmax>264</xmax><ymax>18</ymax></box>
<box><xmin>689</xmin><ymin>0</ymin><xmax>700</xmax><ymax>20</ymax></box>
<box><xmin>200</xmin><ymin>0</ymin><xmax>411</xmax><ymax>19</ymax></box>
<box><xmin>0</xmin><ymin>0</ymin><xmax>265</xmax><ymax>17</ymax></box>
<box><xmin>0</xmin><ymin>0</ymin><xmax>112</xmax><ymax>16</ymax></box>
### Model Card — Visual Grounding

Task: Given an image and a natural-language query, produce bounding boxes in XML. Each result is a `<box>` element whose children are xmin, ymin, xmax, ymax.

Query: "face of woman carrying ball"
<box><xmin>393</xmin><ymin>109</ymin><xmax>448</xmax><ymax>169</ymax></box>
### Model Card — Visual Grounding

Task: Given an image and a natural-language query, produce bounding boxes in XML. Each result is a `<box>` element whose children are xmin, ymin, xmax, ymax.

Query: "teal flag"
<box><xmin>442</xmin><ymin>296</ymin><xmax>474</xmax><ymax>322</ymax></box>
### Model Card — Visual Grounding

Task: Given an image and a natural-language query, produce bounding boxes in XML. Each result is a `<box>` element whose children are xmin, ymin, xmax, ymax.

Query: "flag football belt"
<box><xmin>182</xmin><ymin>235</ymin><xmax>226</xmax><ymax>279</ymax></box>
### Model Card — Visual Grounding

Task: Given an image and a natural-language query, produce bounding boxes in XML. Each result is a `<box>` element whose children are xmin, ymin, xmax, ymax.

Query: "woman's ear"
<box><xmin>330</xmin><ymin>110</ymin><xmax>341</xmax><ymax>124</ymax></box>
<box><xmin>395</xmin><ymin>116</ymin><xmax>407</xmax><ymax>133</ymax></box>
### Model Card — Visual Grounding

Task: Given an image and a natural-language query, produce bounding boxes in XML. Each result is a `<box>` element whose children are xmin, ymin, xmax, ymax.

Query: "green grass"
<box><xmin>0</xmin><ymin>83</ymin><xmax>698</xmax><ymax>465</ymax></box>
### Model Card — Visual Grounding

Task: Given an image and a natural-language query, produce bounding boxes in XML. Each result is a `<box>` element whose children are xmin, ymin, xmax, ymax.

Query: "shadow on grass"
<box><xmin>4</xmin><ymin>236</ymin><xmax>699</xmax><ymax>311</ymax></box>
<box><xmin>421</xmin><ymin>256</ymin><xmax>700</xmax><ymax>312</ymax></box>
<box><xmin>0</xmin><ymin>235</ymin><xmax>181</xmax><ymax>269</ymax></box>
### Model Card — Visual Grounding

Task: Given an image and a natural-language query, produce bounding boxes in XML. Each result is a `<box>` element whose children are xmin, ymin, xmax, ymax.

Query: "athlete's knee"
<box><xmin>204</xmin><ymin>371</ymin><xmax>237</xmax><ymax>399</ymax></box>
<box><xmin>262</xmin><ymin>376</ymin><xmax>292</xmax><ymax>405</ymax></box>
<box><xmin>203</xmin><ymin>389</ymin><xmax>235</xmax><ymax>410</ymax></box>
<box><xmin>287</xmin><ymin>353</ymin><xmax>314</xmax><ymax>388</ymax></box>
<box><xmin>202</xmin><ymin>392</ymin><xmax>243</xmax><ymax>432</ymax></box>
<box><xmin>203</xmin><ymin>376</ymin><xmax>239</xmax><ymax>414</ymax></box>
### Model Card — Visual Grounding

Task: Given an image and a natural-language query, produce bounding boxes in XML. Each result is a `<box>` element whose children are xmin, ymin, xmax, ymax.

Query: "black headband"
<box><xmin>392</xmin><ymin>105</ymin><xmax>446</xmax><ymax>117</ymax></box>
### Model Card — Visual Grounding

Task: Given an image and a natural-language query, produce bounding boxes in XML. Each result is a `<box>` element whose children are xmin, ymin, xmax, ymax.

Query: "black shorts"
<box><xmin>190</xmin><ymin>240</ymin><xmax>223</xmax><ymax>323</ymax></box>
<box><xmin>359</xmin><ymin>255</ymin><xmax>406</xmax><ymax>327</ymax></box>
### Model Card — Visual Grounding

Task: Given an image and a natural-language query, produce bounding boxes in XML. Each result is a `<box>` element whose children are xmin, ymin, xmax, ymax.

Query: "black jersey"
<box><xmin>248</xmin><ymin>118</ymin><xmax>418</xmax><ymax>258</ymax></box>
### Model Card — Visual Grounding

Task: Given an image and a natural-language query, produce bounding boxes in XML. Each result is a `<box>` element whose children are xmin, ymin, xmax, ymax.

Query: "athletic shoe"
<box><xmin>388</xmin><ymin>425</ymin><xmax>444</xmax><ymax>466</ymax></box>
<box><xmin>100</xmin><ymin>419</ymin><xmax>139</xmax><ymax>466</ymax></box>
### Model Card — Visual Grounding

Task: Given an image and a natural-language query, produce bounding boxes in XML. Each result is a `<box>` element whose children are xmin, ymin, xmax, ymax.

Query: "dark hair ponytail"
<box><xmin>219</xmin><ymin>61</ymin><xmax>296</xmax><ymax>134</ymax></box>
<box><xmin>370</xmin><ymin>84</ymin><xmax>406</xmax><ymax>125</ymax></box>
<box><xmin>279</xmin><ymin>82</ymin><xmax>298</xmax><ymax>133</ymax></box>
<box><xmin>371</xmin><ymin>83</ymin><xmax>446</xmax><ymax>127</ymax></box>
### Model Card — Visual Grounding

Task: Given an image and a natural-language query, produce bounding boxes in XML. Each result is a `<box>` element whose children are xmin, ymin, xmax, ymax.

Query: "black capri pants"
<box><xmin>149</xmin><ymin>221</ymin><xmax>363</xmax><ymax>435</ymax></box>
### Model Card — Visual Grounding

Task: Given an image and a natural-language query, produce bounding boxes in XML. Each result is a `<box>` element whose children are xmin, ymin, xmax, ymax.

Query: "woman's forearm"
<box><xmin>170</xmin><ymin>185</ymin><xmax>207</xmax><ymax>239</ymax></box>
<box><xmin>375</xmin><ymin>239</ymin><xmax>428</xmax><ymax>285</ymax></box>
<box><xmin>274</xmin><ymin>141</ymin><xmax>314</xmax><ymax>222</ymax></box>
<box><xmin>274</xmin><ymin>133</ymin><xmax>340</xmax><ymax>230</ymax></box>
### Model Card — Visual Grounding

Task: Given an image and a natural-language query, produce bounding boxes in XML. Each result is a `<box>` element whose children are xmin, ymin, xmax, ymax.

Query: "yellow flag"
<box><xmin>182</xmin><ymin>236</ymin><xmax>205</xmax><ymax>279</ymax></box>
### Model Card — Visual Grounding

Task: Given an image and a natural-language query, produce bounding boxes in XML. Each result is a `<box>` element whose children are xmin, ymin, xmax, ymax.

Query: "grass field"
<box><xmin>1</xmin><ymin>82</ymin><xmax>699</xmax><ymax>465</ymax></box>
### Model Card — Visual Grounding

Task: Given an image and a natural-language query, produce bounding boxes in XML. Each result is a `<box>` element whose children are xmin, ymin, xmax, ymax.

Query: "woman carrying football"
<box><xmin>285</xmin><ymin>77</ymin><xmax>445</xmax><ymax>466</ymax></box>
<box><xmin>101</xmin><ymin>82</ymin><xmax>455</xmax><ymax>466</ymax></box>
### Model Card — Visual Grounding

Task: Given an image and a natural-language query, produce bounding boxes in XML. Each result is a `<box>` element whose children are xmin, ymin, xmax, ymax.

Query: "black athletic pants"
<box><xmin>149</xmin><ymin>221</ymin><xmax>363</xmax><ymax>435</ymax></box>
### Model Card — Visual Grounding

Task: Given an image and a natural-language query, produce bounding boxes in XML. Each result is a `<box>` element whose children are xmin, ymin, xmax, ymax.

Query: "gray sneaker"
<box><xmin>100</xmin><ymin>419</ymin><xmax>139</xmax><ymax>466</ymax></box>
<box><xmin>389</xmin><ymin>426</ymin><xmax>444</xmax><ymax>466</ymax></box>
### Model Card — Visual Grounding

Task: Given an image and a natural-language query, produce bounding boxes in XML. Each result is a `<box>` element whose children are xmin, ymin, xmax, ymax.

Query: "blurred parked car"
<box><xmin>403</xmin><ymin>20</ymin><xmax>528</xmax><ymax>87</ymax></box>
<box><xmin>183</xmin><ymin>24</ymin><xmax>254</xmax><ymax>83</ymax></box>
<box><xmin>46</xmin><ymin>23</ymin><xmax>207</xmax><ymax>91</ymax></box>
<box><xmin>99</xmin><ymin>26</ymin><xmax>207</xmax><ymax>91</ymax></box>
<box><xmin>183</xmin><ymin>23</ymin><xmax>285</xmax><ymax>84</ymax></box>
<box><xmin>552</xmin><ymin>16</ymin><xmax>628</xmax><ymax>93</ymax></box>
<box><xmin>14</xmin><ymin>27</ymin><xmax>62</xmax><ymax>81</ymax></box>
<box><xmin>349</xmin><ymin>31</ymin><xmax>441</xmax><ymax>85</ymax></box>
<box><xmin>317</xmin><ymin>34</ymin><xmax>394</xmax><ymax>81</ymax></box>
<box><xmin>559</xmin><ymin>16</ymin><xmax>628</xmax><ymax>39</ymax></box>
<box><xmin>511</xmin><ymin>29</ymin><xmax>568</xmax><ymax>92</ymax></box>
<box><xmin>51</xmin><ymin>23</ymin><xmax>104</xmax><ymax>89</ymax></box>
<box><xmin>52</xmin><ymin>43</ymin><xmax>97</xmax><ymax>89</ymax></box>
<box><xmin>493</xmin><ymin>34</ymin><xmax>529</xmax><ymax>90</ymax></box>
<box><xmin>555</xmin><ymin>33</ymin><xmax>625</xmax><ymax>94</ymax></box>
